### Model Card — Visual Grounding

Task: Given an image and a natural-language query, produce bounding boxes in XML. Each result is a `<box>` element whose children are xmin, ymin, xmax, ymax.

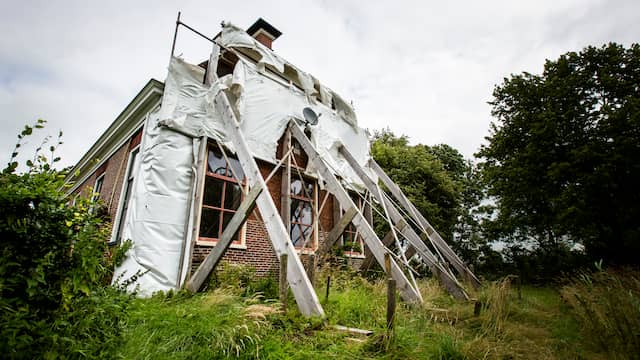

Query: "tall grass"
<box><xmin>479</xmin><ymin>277</ymin><xmax>513</xmax><ymax>336</ymax></box>
<box><xmin>561</xmin><ymin>268</ymin><xmax>640</xmax><ymax>359</ymax></box>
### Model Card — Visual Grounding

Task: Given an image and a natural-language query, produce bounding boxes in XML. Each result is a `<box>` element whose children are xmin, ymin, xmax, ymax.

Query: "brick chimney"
<box><xmin>246</xmin><ymin>18</ymin><xmax>282</xmax><ymax>50</ymax></box>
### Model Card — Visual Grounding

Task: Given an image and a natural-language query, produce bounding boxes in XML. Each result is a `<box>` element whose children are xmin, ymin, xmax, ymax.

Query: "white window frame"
<box><xmin>109</xmin><ymin>144</ymin><xmax>140</xmax><ymax>245</ymax></box>
<box><xmin>91</xmin><ymin>173</ymin><xmax>105</xmax><ymax>203</ymax></box>
<box><xmin>195</xmin><ymin>146</ymin><xmax>247</xmax><ymax>249</ymax></box>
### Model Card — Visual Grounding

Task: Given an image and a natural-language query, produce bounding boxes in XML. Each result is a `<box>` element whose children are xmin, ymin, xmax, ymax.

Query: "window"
<box><xmin>342</xmin><ymin>193</ymin><xmax>365</xmax><ymax>257</ymax></box>
<box><xmin>290</xmin><ymin>176</ymin><xmax>316</xmax><ymax>250</ymax></box>
<box><xmin>91</xmin><ymin>173</ymin><xmax>105</xmax><ymax>203</ymax></box>
<box><xmin>112</xmin><ymin>146</ymin><xmax>140</xmax><ymax>244</ymax></box>
<box><xmin>198</xmin><ymin>148</ymin><xmax>246</xmax><ymax>245</ymax></box>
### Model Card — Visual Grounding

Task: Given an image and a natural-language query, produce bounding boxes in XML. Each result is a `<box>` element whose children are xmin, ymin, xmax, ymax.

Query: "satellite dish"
<box><xmin>302</xmin><ymin>107</ymin><xmax>319</xmax><ymax>126</ymax></box>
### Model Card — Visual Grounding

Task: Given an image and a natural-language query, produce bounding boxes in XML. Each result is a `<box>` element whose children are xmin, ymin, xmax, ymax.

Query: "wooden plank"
<box><xmin>290</xmin><ymin>123</ymin><xmax>422</xmax><ymax>304</ymax></box>
<box><xmin>280</xmin><ymin>129</ymin><xmax>292</xmax><ymax>232</ymax></box>
<box><xmin>360</xmin><ymin>230</ymin><xmax>394</xmax><ymax>272</ymax></box>
<box><xmin>306</xmin><ymin>254</ymin><xmax>316</xmax><ymax>285</ymax></box>
<box><xmin>385</xmin><ymin>253</ymin><xmax>396</xmax><ymax>332</ymax></box>
<box><xmin>279</xmin><ymin>253</ymin><xmax>288</xmax><ymax>311</ymax></box>
<box><xmin>316</xmin><ymin>206</ymin><xmax>358</xmax><ymax>258</ymax></box>
<box><xmin>180</xmin><ymin>136</ymin><xmax>208</xmax><ymax>287</ymax></box>
<box><xmin>214</xmin><ymin>91</ymin><xmax>325</xmax><ymax>317</ymax></box>
<box><xmin>369</xmin><ymin>159</ymin><xmax>481</xmax><ymax>289</ymax></box>
<box><xmin>333</xmin><ymin>325</ymin><xmax>374</xmax><ymax>336</ymax></box>
<box><xmin>186</xmin><ymin>185</ymin><xmax>262</xmax><ymax>292</ymax></box>
<box><xmin>339</xmin><ymin>146</ymin><xmax>468</xmax><ymax>300</ymax></box>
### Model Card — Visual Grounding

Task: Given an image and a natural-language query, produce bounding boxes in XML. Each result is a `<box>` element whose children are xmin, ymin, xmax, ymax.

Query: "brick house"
<box><xmin>66</xmin><ymin>18</ymin><xmax>477</xmax><ymax>316</ymax></box>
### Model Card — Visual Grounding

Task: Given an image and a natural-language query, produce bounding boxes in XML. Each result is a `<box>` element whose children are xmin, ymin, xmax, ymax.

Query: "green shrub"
<box><xmin>0</xmin><ymin>120</ymin><xmax>131</xmax><ymax>359</ymax></box>
<box><xmin>209</xmin><ymin>262</ymin><xmax>279</xmax><ymax>299</ymax></box>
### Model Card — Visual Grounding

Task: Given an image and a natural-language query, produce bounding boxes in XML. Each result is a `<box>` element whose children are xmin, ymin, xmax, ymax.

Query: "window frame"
<box><xmin>289</xmin><ymin>175</ymin><xmax>318</xmax><ymax>252</ymax></box>
<box><xmin>91</xmin><ymin>173</ymin><xmax>105</xmax><ymax>203</ymax></box>
<box><xmin>109</xmin><ymin>144</ymin><xmax>141</xmax><ymax>245</ymax></box>
<box><xmin>341</xmin><ymin>192</ymin><xmax>366</xmax><ymax>258</ymax></box>
<box><xmin>195</xmin><ymin>146</ymin><xmax>247</xmax><ymax>248</ymax></box>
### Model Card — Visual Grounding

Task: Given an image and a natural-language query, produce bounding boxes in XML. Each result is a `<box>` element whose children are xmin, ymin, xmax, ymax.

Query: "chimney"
<box><xmin>246</xmin><ymin>18</ymin><xmax>282</xmax><ymax>50</ymax></box>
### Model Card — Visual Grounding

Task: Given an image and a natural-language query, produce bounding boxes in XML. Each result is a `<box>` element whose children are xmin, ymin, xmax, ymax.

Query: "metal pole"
<box><xmin>170</xmin><ymin>11</ymin><xmax>181</xmax><ymax>58</ymax></box>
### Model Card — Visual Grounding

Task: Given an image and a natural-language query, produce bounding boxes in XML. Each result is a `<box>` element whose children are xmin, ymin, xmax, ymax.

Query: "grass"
<box><xmin>116</xmin><ymin>265</ymin><xmax>636</xmax><ymax>359</ymax></box>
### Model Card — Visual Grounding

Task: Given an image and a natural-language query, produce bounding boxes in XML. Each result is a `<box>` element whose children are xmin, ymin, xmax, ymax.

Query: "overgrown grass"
<box><xmin>117</xmin><ymin>264</ymin><xmax>634</xmax><ymax>359</ymax></box>
<box><xmin>561</xmin><ymin>268</ymin><xmax>640</xmax><ymax>359</ymax></box>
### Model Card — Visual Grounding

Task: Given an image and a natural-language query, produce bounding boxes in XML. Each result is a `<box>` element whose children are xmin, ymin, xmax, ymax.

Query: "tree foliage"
<box><xmin>371</xmin><ymin>130</ymin><xmax>461</xmax><ymax>239</ymax></box>
<box><xmin>478</xmin><ymin>43</ymin><xmax>640</xmax><ymax>265</ymax></box>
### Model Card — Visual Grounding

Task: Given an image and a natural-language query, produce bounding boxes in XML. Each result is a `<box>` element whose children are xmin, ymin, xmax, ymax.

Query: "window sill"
<box><xmin>294</xmin><ymin>248</ymin><xmax>317</xmax><ymax>255</ymax></box>
<box><xmin>196</xmin><ymin>240</ymin><xmax>247</xmax><ymax>250</ymax></box>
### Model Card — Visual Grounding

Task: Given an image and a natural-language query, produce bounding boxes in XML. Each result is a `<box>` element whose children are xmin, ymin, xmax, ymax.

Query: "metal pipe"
<box><xmin>178</xmin><ymin>20</ymin><xmax>215</xmax><ymax>43</ymax></box>
<box><xmin>170</xmin><ymin>12</ymin><xmax>181</xmax><ymax>58</ymax></box>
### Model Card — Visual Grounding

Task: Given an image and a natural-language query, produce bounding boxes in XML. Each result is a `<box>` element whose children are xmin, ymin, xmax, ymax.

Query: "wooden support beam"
<box><xmin>181</xmin><ymin>136</ymin><xmax>209</xmax><ymax>287</ymax></box>
<box><xmin>280</xmin><ymin>129</ymin><xmax>292</xmax><ymax>232</ymax></box>
<box><xmin>339</xmin><ymin>146</ymin><xmax>469</xmax><ymax>300</ymax></box>
<box><xmin>306</xmin><ymin>254</ymin><xmax>316</xmax><ymax>285</ymax></box>
<box><xmin>289</xmin><ymin>122</ymin><xmax>422</xmax><ymax>304</ymax></box>
<box><xmin>214</xmin><ymin>91</ymin><xmax>324</xmax><ymax>317</ymax></box>
<box><xmin>385</xmin><ymin>253</ymin><xmax>396</xmax><ymax>332</ymax></box>
<box><xmin>186</xmin><ymin>185</ymin><xmax>262</xmax><ymax>292</ymax></box>
<box><xmin>316</xmin><ymin>206</ymin><xmax>358</xmax><ymax>258</ymax></box>
<box><xmin>369</xmin><ymin>159</ymin><xmax>481</xmax><ymax>289</ymax></box>
<box><xmin>280</xmin><ymin>253</ymin><xmax>288</xmax><ymax>311</ymax></box>
<box><xmin>360</xmin><ymin>230</ymin><xmax>394</xmax><ymax>272</ymax></box>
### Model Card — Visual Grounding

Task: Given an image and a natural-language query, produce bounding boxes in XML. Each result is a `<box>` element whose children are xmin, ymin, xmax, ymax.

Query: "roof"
<box><xmin>64</xmin><ymin>79</ymin><xmax>164</xmax><ymax>194</ymax></box>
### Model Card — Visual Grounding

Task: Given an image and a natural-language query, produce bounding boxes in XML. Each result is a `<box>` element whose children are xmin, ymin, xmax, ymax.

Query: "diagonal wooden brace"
<box><xmin>214</xmin><ymin>91</ymin><xmax>324</xmax><ymax>317</ymax></box>
<box><xmin>369</xmin><ymin>159</ymin><xmax>481</xmax><ymax>289</ymax></box>
<box><xmin>339</xmin><ymin>145</ymin><xmax>469</xmax><ymax>300</ymax></box>
<box><xmin>186</xmin><ymin>185</ymin><xmax>262</xmax><ymax>292</ymax></box>
<box><xmin>360</xmin><ymin>230</ymin><xmax>394</xmax><ymax>272</ymax></box>
<box><xmin>316</xmin><ymin>206</ymin><xmax>358</xmax><ymax>258</ymax></box>
<box><xmin>289</xmin><ymin>122</ymin><xmax>422</xmax><ymax>304</ymax></box>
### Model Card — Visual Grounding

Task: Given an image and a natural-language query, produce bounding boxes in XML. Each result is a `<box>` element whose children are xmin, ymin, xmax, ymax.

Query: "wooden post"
<box><xmin>325</xmin><ymin>275</ymin><xmax>331</xmax><ymax>302</ymax></box>
<box><xmin>307</xmin><ymin>254</ymin><xmax>316</xmax><ymax>285</ymax></box>
<box><xmin>385</xmin><ymin>253</ymin><xmax>396</xmax><ymax>332</ymax></box>
<box><xmin>280</xmin><ymin>129</ymin><xmax>292</xmax><ymax>231</ymax></box>
<box><xmin>473</xmin><ymin>300</ymin><xmax>482</xmax><ymax>316</ymax></box>
<box><xmin>279</xmin><ymin>254</ymin><xmax>288</xmax><ymax>311</ymax></box>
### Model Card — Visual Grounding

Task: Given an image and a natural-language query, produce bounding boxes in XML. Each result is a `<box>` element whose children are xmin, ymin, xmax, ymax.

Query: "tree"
<box><xmin>371</xmin><ymin>130</ymin><xmax>460</xmax><ymax>239</ymax></box>
<box><xmin>477</xmin><ymin>43</ymin><xmax>640</xmax><ymax>265</ymax></box>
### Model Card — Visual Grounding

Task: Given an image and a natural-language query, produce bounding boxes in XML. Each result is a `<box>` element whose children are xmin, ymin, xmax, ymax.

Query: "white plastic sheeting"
<box><xmin>160</xmin><ymin>56</ymin><xmax>372</xmax><ymax>187</ymax></box>
<box><xmin>114</xmin><ymin>22</ymin><xmax>375</xmax><ymax>294</ymax></box>
<box><xmin>113</xmin><ymin>107</ymin><xmax>199</xmax><ymax>295</ymax></box>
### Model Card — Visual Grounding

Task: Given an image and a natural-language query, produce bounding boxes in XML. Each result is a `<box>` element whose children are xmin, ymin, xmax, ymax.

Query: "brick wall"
<box><xmin>70</xmin><ymin>129</ymin><xmax>141</xmax><ymax>237</ymax></box>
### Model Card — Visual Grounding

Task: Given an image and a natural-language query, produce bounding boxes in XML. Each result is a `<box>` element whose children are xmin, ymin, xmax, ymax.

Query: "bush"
<box><xmin>561</xmin><ymin>267</ymin><xmax>640</xmax><ymax>359</ymax></box>
<box><xmin>0</xmin><ymin>120</ymin><xmax>131</xmax><ymax>358</ymax></box>
<box><xmin>209</xmin><ymin>262</ymin><xmax>279</xmax><ymax>299</ymax></box>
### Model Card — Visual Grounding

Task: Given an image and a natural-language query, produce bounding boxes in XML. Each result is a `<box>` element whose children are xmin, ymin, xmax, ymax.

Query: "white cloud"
<box><xmin>1</xmin><ymin>0</ymin><xmax>638</xmax><ymax>168</ymax></box>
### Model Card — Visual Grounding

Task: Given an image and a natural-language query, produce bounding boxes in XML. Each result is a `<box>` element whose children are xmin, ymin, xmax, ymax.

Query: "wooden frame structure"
<box><xmin>185</xmin><ymin>36</ymin><xmax>478</xmax><ymax>314</ymax></box>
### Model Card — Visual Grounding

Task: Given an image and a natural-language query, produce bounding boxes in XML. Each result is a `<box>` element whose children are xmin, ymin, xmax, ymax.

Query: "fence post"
<box><xmin>279</xmin><ymin>254</ymin><xmax>288</xmax><ymax>311</ymax></box>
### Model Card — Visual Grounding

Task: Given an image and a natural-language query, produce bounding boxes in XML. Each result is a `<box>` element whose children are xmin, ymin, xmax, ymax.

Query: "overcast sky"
<box><xmin>1</xmin><ymin>0</ymin><xmax>638</xmax><ymax>169</ymax></box>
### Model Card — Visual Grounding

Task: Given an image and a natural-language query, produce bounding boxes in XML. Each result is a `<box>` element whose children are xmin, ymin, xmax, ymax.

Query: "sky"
<box><xmin>1</xmin><ymin>0</ymin><xmax>639</xmax><ymax>169</ymax></box>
